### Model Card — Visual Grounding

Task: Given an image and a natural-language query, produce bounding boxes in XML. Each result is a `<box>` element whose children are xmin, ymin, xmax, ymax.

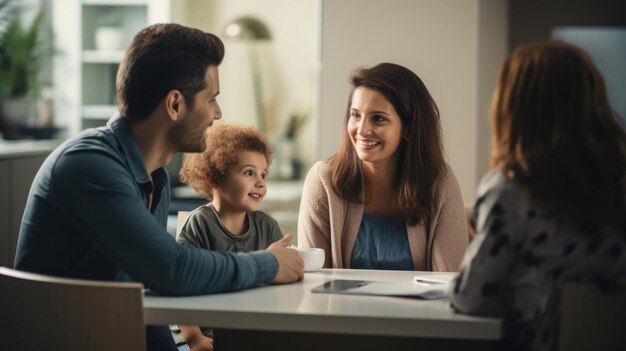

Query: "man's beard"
<box><xmin>167</xmin><ymin>111</ymin><xmax>208</xmax><ymax>153</ymax></box>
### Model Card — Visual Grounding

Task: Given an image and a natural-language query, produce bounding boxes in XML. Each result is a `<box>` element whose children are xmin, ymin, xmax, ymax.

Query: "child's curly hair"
<box><xmin>179</xmin><ymin>124</ymin><xmax>273</xmax><ymax>199</ymax></box>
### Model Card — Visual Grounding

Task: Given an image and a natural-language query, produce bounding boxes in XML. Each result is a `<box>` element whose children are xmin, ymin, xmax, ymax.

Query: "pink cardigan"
<box><xmin>297</xmin><ymin>160</ymin><xmax>469</xmax><ymax>271</ymax></box>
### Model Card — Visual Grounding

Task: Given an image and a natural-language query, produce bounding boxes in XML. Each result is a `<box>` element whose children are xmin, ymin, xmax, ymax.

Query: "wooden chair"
<box><xmin>465</xmin><ymin>204</ymin><xmax>476</xmax><ymax>241</ymax></box>
<box><xmin>559</xmin><ymin>281</ymin><xmax>626</xmax><ymax>351</ymax></box>
<box><xmin>176</xmin><ymin>210</ymin><xmax>190</xmax><ymax>239</ymax></box>
<box><xmin>172</xmin><ymin>210</ymin><xmax>190</xmax><ymax>345</ymax></box>
<box><xmin>0</xmin><ymin>266</ymin><xmax>146</xmax><ymax>350</ymax></box>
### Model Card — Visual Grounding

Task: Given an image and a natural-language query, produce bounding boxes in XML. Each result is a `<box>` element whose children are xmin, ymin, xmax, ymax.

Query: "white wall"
<box><xmin>182</xmin><ymin>0</ymin><xmax>508</xmax><ymax>201</ymax></box>
<box><xmin>319</xmin><ymin>0</ymin><xmax>507</xmax><ymax>202</ymax></box>
<box><xmin>184</xmin><ymin>0</ymin><xmax>318</xmax><ymax>170</ymax></box>
<box><xmin>477</xmin><ymin>0</ymin><xmax>509</xmax><ymax>181</ymax></box>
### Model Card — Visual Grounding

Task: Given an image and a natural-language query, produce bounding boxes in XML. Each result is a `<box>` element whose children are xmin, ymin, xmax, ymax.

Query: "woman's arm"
<box><xmin>430</xmin><ymin>169</ymin><xmax>470</xmax><ymax>271</ymax></box>
<box><xmin>297</xmin><ymin>163</ymin><xmax>333</xmax><ymax>267</ymax></box>
<box><xmin>449</xmin><ymin>175</ymin><xmax>519</xmax><ymax>315</ymax></box>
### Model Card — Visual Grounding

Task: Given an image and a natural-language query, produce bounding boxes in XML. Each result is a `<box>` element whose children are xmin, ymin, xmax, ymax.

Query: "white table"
<box><xmin>144</xmin><ymin>269</ymin><xmax>502</xmax><ymax>350</ymax></box>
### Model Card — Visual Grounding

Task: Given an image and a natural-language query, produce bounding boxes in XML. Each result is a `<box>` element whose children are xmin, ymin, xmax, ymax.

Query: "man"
<box><xmin>14</xmin><ymin>23</ymin><xmax>304</xmax><ymax>350</ymax></box>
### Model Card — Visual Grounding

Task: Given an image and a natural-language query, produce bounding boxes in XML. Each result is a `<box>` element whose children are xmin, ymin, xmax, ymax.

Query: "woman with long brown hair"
<box><xmin>298</xmin><ymin>62</ymin><xmax>469</xmax><ymax>271</ymax></box>
<box><xmin>450</xmin><ymin>41</ymin><xmax>626</xmax><ymax>351</ymax></box>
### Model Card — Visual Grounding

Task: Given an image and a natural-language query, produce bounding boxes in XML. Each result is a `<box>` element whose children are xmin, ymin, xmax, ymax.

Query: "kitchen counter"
<box><xmin>0</xmin><ymin>139</ymin><xmax>64</xmax><ymax>160</ymax></box>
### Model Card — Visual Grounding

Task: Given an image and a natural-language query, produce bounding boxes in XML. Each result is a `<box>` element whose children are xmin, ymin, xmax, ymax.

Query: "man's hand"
<box><xmin>266</xmin><ymin>233</ymin><xmax>304</xmax><ymax>283</ymax></box>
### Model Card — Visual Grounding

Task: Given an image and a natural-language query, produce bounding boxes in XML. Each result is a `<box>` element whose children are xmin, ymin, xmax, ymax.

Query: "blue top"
<box><xmin>14</xmin><ymin>115</ymin><xmax>278</xmax><ymax>296</ymax></box>
<box><xmin>350</xmin><ymin>212</ymin><xmax>414</xmax><ymax>270</ymax></box>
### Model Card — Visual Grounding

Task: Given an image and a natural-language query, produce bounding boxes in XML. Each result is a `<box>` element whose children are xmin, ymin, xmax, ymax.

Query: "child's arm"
<box><xmin>180</xmin><ymin>325</ymin><xmax>214</xmax><ymax>351</ymax></box>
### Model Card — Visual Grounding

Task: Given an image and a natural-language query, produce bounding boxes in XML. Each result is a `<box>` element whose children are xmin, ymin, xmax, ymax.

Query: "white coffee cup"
<box><xmin>295</xmin><ymin>247</ymin><xmax>325</xmax><ymax>272</ymax></box>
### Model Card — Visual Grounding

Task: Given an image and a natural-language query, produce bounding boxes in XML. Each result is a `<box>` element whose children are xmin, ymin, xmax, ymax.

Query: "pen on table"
<box><xmin>413</xmin><ymin>276</ymin><xmax>447</xmax><ymax>285</ymax></box>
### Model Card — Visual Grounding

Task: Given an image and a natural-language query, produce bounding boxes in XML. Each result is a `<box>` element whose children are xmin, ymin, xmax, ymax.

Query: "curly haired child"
<box><xmin>176</xmin><ymin>124</ymin><xmax>287</xmax><ymax>351</ymax></box>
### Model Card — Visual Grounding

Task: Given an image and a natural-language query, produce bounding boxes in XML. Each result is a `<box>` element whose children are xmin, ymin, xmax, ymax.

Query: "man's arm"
<box><xmin>51</xmin><ymin>150</ymin><xmax>279</xmax><ymax>295</ymax></box>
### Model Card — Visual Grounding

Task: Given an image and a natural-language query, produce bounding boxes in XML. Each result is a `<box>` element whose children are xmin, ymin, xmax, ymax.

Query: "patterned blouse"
<box><xmin>449</xmin><ymin>171</ymin><xmax>626</xmax><ymax>351</ymax></box>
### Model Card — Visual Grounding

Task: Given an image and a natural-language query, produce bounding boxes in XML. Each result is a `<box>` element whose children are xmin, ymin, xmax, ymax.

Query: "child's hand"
<box><xmin>180</xmin><ymin>325</ymin><xmax>214</xmax><ymax>351</ymax></box>
<box><xmin>267</xmin><ymin>233</ymin><xmax>304</xmax><ymax>283</ymax></box>
<box><xmin>189</xmin><ymin>336</ymin><xmax>213</xmax><ymax>351</ymax></box>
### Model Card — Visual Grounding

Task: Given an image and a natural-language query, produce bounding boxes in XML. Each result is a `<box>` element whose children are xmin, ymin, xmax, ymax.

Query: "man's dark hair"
<box><xmin>116</xmin><ymin>23</ymin><xmax>225</xmax><ymax>122</ymax></box>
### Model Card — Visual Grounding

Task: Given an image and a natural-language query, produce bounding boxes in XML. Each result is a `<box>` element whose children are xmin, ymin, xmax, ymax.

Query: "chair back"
<box><xmin>559</xmin><ymin>281</ymin><xmax>626</xmax><ymax>351</ymax></box>
<box><xmin>0</xmin><ymin>266</ymin><xmax>146</xmax><ymax>350</ymax></box>
<box><xmin>465</xmin><ymin>204</ymin><xmax>476</xmax><ymax>241</ymax></box>
<box><xmin>176</xmin><ymin>210</ymin><xmax>190</xmax><ymax>239</ymax></box>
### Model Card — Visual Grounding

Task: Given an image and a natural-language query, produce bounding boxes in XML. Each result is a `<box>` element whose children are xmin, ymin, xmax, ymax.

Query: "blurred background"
<box><xmin>0</xmin><ymin>0</ymin><xmax>624</xmax><ymax>265</ymax></box>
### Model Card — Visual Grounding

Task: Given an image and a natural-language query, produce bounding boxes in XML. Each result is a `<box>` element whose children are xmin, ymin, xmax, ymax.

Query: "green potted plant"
<box><xmin>0</xmin><ymin>0</ymin><xmax>52</xmax><ymax>139</ymax></box>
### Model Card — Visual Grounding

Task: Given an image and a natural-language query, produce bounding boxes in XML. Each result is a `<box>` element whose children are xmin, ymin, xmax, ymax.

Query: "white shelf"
<box><xmin>172</xmin><ymin>181</ymin><xmax>303</xmax><ymax>203</ymax></box>
<box><xmin>82</xmin><ymin>105</ymin><xmax>118</xmax><ymax>120</ymax></box>
<box><xmin>53</xmin><ymin>0</ymin><xmax>173</xmax><ymax>135</ymax></box>
<box><xmin>82</xmin><ymin>50</ymin><xmax>125</xmax><ymax>63</ymax></box>
<box><xmin>81</xmin><ymin>0</ymin><xmax>149</xmax><ymax>5</ymax></box>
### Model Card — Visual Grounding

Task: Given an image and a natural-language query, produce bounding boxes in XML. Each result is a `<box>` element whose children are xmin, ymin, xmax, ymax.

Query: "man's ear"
<box><xmin>164</xmin><ymin>90</ymin><xmax>185</xmax><ymax>122</ymax></box>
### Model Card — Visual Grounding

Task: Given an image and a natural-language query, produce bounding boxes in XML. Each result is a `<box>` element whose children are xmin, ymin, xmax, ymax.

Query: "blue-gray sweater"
<box><xmin>14</xmin><ymin>115</ymin><xmax>278</xmax><ymax>295</ymax></box>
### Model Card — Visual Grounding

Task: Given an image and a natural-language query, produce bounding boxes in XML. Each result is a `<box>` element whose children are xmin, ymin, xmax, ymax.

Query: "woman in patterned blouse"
<box><xmin>450</xmin><ymin>40</ymin><xmax>626</xmax><ymax>351</ymax></box>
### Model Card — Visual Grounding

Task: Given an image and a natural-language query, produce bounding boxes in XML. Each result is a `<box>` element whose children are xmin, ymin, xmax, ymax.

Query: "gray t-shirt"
<box><xmin>176</xmin><ymin>203</ymin><xmax>284</xmax><ymax>340</ymax></box>
<box><xmin>177</xmin><ymin>203</ymin><xmax>284</xmax><ymax>253</ymax></box>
